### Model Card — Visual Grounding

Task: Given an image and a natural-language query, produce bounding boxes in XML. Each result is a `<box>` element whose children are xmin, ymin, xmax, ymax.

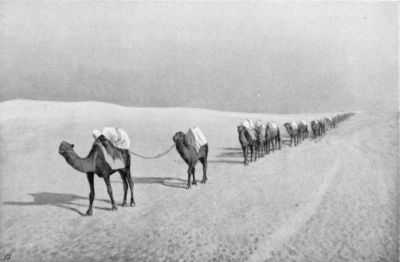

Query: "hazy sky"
<box><xmin>0</xmin><ymin>1</ymin><xmax>398</xmax><ymax>113</ymax></box>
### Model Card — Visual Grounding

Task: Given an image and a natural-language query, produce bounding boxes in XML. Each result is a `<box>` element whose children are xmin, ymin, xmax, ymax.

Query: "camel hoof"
<box><xmin>192</xmin><ymin>180</ymin><xmax>197</xmax><ymax>185</ymax></box>
<box><xmin>186</xmin><ymin>185</ymin><xmax>191</xmax><ymax>190</ymax></box>
<box><xmin>201</xmin><ymin>179</ymin><xmax>207</xmax><ymax>184</ymax></box>
<box><xmin>122</xmin><ymin>202</ymin><xmax>127</xmax><ymax>207</ymax></box>
<box><xmin>85</xmin><ymin>210</ymin><xmax>93</xmax><ymax>216</ymax></box>
<box><xmin>130</xmin><ymin>202</ymin><xmax>135</xmax><ymax>207</ymax></box>
<box><xmin>111</xmin><ymin>206</ymin><xmax>118</xmax><ymax>211</ymax></box>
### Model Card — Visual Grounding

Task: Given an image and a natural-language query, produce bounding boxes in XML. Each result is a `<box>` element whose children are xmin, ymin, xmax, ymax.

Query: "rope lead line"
<box><xmin>130</xmin><ymin>144</ymin><xmax>175</xmax><ymax>159</ymax></box>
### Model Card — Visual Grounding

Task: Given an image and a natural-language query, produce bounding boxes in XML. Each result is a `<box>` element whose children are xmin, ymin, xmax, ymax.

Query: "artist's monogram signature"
<box><xmin>1</xmin><ymin>249</ymin><xmax>14</xmax><ymax>261</ymax></box>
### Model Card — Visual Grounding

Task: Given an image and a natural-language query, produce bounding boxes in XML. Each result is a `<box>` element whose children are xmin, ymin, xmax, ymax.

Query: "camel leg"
<box><xmin>278</xmin><ymin>130</ymin><xmax>281</xmax><ymax>150</ymax></box>
<box><xmin>124</xmin><ymin>169</ymin><xmax>135</xmax><ymax>207</ymax></box>
<box><xmin>103</xmin><ymin>175</ymin><xmax>117</xmax><ymax>211</ymax></box>
<box><xmin>186</xmin><ymin>167</ymin><xmax>192</xmax><ymax>190</ymax></box>
<box><xmin>119</xmin><ymin>171</ymin><xmax>128</xmax><ymax>207</ymax></box>
<box><xmin>200</xmin><ymin>158</ymin><xmax>208</xmax><ymax>183</ymax></box>
<box><xmin>241</xmin><ymin>146</ymin><xmax>245</xmax><ymax>166</ymax></box>
<box><xmin>261</xmin><ymin>142</ymin><xmax>264</xmax><ymax>156</ymax></box>
<box><xmin>242</xmin><ymin>146</ymin><xmax>248</xmax><ymax>166</ymax></box>
<box><xmin>246</xmin><ymin>146</ymin><xmax>249</xmax><ymax>165</ymax></box>
<box><xmin>248</xmin><ymin>145</ymin><xmax>251</xmax><ymax>162</ymax></box>
<box><xmin>264</xmin><ymin>141</ymin><xmax>267</xmax><ymax>155</ymax></box>
<box><xmin>86</xmin><ymin>172</ymin><xmax>95</xmax><ymax>216</ymax></box>
<box><xmin>191</xmin><ymin>166</ymin><xmax>197</xmax><ymax>185</ymax></box>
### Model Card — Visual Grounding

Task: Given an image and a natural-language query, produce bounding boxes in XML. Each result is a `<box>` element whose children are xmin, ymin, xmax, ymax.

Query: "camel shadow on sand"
<box><xmin>112</xmin><ymin>177</ymin><xmax>188</xmax><ymax>189</ymax></box>
<box><xmin>207</xmin><ymin>147</ymin><xmax>243</xmax><ymax>165</ymax></box>
<box><xmin>3</xmin><ymin>192</ymin><xmax>112</xmax><ymax>216</ymax></box>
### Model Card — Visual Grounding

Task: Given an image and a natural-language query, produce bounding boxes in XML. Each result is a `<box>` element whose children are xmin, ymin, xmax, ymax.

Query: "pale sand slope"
<box><xmin>0</xmin><ymin>100</ymin><xmax>398</xmax><ymax>262</ymax></box>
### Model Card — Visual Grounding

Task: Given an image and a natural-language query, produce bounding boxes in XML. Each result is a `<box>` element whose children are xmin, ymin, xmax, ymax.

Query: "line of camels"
<box><xmin>58</xmin><ymin>112</ymin><xmax>354</xmax><ymax>216</ymax></box>
<box><xmin>237</xmin><ymin>113</ymin><xmax>354</xmax><ymax>166</ymax></box>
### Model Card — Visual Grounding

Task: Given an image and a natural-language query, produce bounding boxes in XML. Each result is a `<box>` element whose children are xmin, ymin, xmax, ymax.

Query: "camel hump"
<box><xmin>241</xmin><ymin>119</ymin><xmax>255</xmax><ymax>129</ymax></box>
<box><xmin>246</xmin><ymin>128</ymin><xmax>257</xmax><ymax>141</ymax></box>
<box><xmin>267</xmin><ymin>122</ymin><xmax>278</xmax><ymax>130</ymax></box>
<box><xmin>186</xmin><ymin>127</ymin><xmax>207</xmax><ymax>153</ymax></box>
<box><xmin>94</xmin><ymin>139</ymin><xmax>126</xmax><ymax>170</ymax></box>
<box><xmin>290</xmin><ymin>121</ymin><xmax>299</xmax><ymax>130</ymax></box>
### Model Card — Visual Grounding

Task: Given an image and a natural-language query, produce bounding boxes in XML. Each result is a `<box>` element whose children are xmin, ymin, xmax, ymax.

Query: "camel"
<box><xmin>237</xmin><ymin>125</ymin><xmax>257</xmax><ymax>165</ymax></box>
<box><xmin>173</xmin><ymin>132</ymin><xmax>208</xmax><ymax>189</ymax></box>
<box><xmin>284</xmin><ymin>122</ymin><xmax>300</xmax><ymax>146</ymax></box>
<box><xmin>332</xmin><ymin>116</ymin><xmax>337</xmax><ymax>128</ymax></box>
<box><xmin>324</xmin><ymin>117</ymin><xmax>333</xmax><ymax>130</ymax></box>
<box><xmin>298</xmin><ymin>120</ymin><xmax>309</xmax><ymax>141</ymax></box>
<box><xmin>58</xmin><ymin>135</ymin><xmax>135</xmax><ymax>216</ymax></box>
<box><xmin>311</xmin><ymin>120</ymin><xmax>320</xmax><ymax>138</ymax></box>
<box><xmin>255</xmin><ymin>121</ymin><xmax>266</xmax><ymax>158</ymax></box>
<box><xmin>319</xmin><ymin>120</ymin><xmax>326</xmax><ymax>135</ymax></box>
<box><xmin>265</xmin><ymin>122</ymin><xmax>281</xmax><ymax>153</ymax></box>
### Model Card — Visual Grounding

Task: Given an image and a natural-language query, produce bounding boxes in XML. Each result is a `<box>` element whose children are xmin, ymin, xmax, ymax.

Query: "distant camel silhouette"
<box><xmin>284</xmin><ymin>122</ymin><xmax>300</xmax><ymax>146</ymax></box>
<box><xmin>173</xmin><ymin>132</ymin><xmax>208</xmax><ymax>189</ymax></box>
<box><xmin>58</xmin><ymin>135</ymin><xmax>135</xmax><ymax>216</ymax></box>
<box><xmin>265</xmin><ymin>122</ymin><xmax>281</xmax><ymax>153</ymax></box>
<box><xmin>311</xmin><ymin>120</ymin><xmax>320</xmax><ymax>138</ymax></box>
<box><xmin>298</xmin><ymin>120</ymin><xmax>309</xmax><ymax>141</ymax></box>
<box><xmin>237</xmin><ymin>125</ymin><xmax>257</xmax><ymax>165</ymax></box>
<box><xmin>319</xmin><ymin>120</ymin><xmax>326</xmax><ymax>135</ymax></box>
<box><xmin>255</xmin><ymin>123</ymin><xmax>266</xmax><ymax>157</ymax></box>
<box><xmin>324</xmin><ymin>117</ymin><xmax>333</xmax><ymax>130</ymax></box>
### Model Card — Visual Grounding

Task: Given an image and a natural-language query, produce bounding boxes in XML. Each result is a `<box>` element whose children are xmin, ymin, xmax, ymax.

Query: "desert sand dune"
<box><xmin>0</xmin><ymin>100</ymin><xmax>397</xmax><ymax>261</ymax></box>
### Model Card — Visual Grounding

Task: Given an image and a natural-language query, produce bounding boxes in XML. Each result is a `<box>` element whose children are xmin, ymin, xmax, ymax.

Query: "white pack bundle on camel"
<box><xmin>92</xmin><ymin>127</ymin><xmax>131</xmax><ymax>170</ymax></box>
<box><xmin>241</xmin><ymin>119</ymin><xmax>257</xmax><ymax>140</ymax></box>
<box><xmin>185</xmin><ymin>127</ymin><xmax>208</xmax><ymax>153</ymax></box>
<box><xmin>93</xmin><ymin>127</ymin><xmax>131</xmax><ymax>149</ymax></box>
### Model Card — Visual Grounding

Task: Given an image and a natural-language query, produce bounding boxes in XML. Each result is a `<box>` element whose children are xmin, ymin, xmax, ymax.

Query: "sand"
<box><xmin>0</xmin><ymin>100</ymin><xmax>398</xmax><ymax>261</ymax></box>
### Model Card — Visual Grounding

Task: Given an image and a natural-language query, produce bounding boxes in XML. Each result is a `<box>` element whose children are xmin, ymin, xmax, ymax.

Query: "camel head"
<box><xmin>172</xmin><ymin>132</ymin><xmax>185</xmax><ymax>144</ymax></box>
<box><xmin>237</xmin><ymin>125</ymin><xmax>245</xmax><ymax>133</ymax></box>
<box><xmin>58</xmin><ymin>141</ymin><xmax>74</xmax><ymax>157</ymax></box>
<box><xmin>283</xmin><ymin>122</ymin><xmax>290</xmax><ymax>129</ymax></box>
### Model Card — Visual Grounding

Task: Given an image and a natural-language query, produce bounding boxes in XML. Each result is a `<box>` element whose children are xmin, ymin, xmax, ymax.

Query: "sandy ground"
<box><xmin>0</xmin><ymin>100</ymin><xmax>398</xmax><ymax>262</ymax></box>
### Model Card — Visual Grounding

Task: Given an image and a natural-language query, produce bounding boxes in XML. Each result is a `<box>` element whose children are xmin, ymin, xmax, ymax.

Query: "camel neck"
<box><xmin>64</xmin><ymin>149</ymin><xmax>96</xmax><ymax>173</ymax></box>
<box><xmin>239</xmin><ymin>129</ymin><xmax>249</xmax><ymax>142</ymax></box>
<box><xmin>175</xmin><ymin>141</ymin><xmax>190</xmax><ymax>162</ymax></box>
